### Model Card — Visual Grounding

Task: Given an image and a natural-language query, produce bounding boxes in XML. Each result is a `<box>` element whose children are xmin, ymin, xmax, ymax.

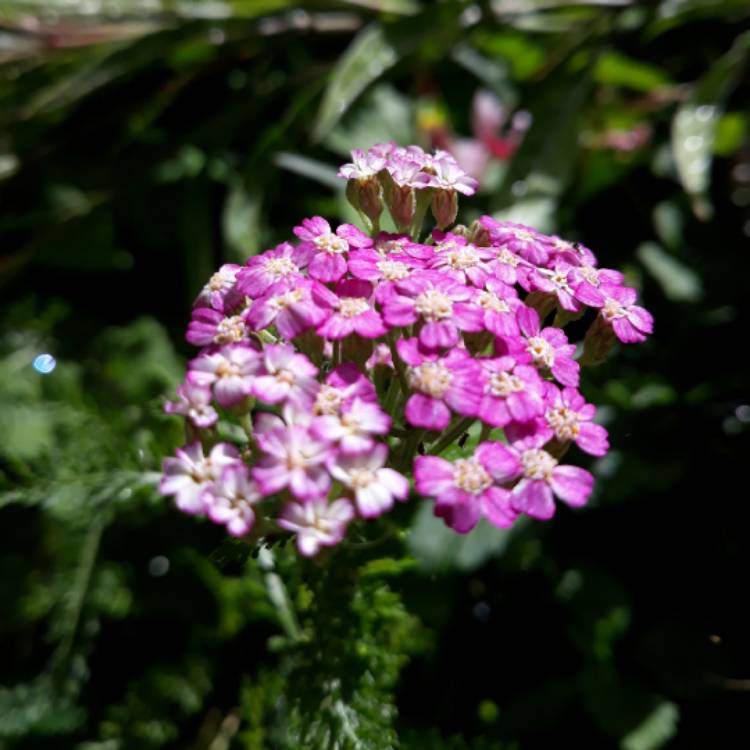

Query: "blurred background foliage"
<box><xmin>1</xmin><ymin>0</ymin><xmax>749</xmax><ymax>747</ymax></box>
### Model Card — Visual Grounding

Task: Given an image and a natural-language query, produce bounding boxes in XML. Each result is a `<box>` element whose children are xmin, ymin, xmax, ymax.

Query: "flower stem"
<box><xmin>387</xmin><ymin>330</ymin><xmax>409</xmax><ymax>397</ymax></box>
<box><xmin>428</xmin><ymin>416</ymin><xmax>475</xmax><ymax>455</ymax></box>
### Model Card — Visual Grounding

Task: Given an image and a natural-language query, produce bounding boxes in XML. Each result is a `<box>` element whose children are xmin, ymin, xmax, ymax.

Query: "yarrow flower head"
<box><xmin>160</xmin><ymin>143</ymin><xmax>652</xmax><ymax>556</ymax></box>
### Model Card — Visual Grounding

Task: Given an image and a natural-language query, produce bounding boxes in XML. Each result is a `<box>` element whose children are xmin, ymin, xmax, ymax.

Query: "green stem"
<box><xmin>399</xmin><ymin>429</ymin><xmax>424</xmax><ymax>470</ymax></box>
<box><xmin>387</xmin><ymin>330</ymin><xmax>409</xmax><ymax>397</ymax></box>
<box><xmin>479</xmin><ymin>422</ymin><xmax>491</xmax><ymax>442</ymax></box>
<box><xmin>428</xmin><ymin>416</ymin><xmax>475</xmax><ymax>455</ymax></box>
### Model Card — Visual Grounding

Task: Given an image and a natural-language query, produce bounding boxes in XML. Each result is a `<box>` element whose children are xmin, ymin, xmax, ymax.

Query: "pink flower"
<box><xmin>487</xmin><ymin>244</ymin><xmax>526</xmax><ymax>286</ymax></box>
<box><xmin>516</xmin><ymin>306</ymin><xmax>580</xmax><ymax>387</ymax></box>
<box><xmin>365</xmin><ymin>343</ymin><xmax>393</xmax><ymax>370</ymax></box>
<box><xmin>546</xmin><ymin>235</ymin><xmax>598</xmax><ymax>267</ymax></box>
<box><xmin>337</xmin><ymin>147</ymin><xmax>386</xmax><ymax>179</ymax></box>
<box><xmin>186</xmin><ymin>309</ymin><xmax>249</xmax><ymax>348</ymax></box>
<box><xmin>372</xmin><ymin>232</ymin><xmax>413</xmax><ymax>257</ymax></box>
<box><xmin>188</xmin><ymin>343</ymin><xmax>260</xmax><ymax>408</ymax></box>
<box><xmin>245</xmin><ymin>280</ymin><xmax>327</xmax><ymax>340</ymax></box>
<box><xmin>413</xmin><ymin>152</ymin><xmax>478</xmax><ymax>196</ymax></box>
<box><xmin>599</xmin><ymin>285</ymin><xmax>653</xmax><ymax>343</ymax></box>
<box><xmin>347</xmin><ymin>248</ymin><xmax>422</xmax><ymax>302</ymax></box>
<box><xmin>160</xmin><ymin>442</ymin><xmax>239</xmax><ymax>515</ymax></box>
<box><xmin>427</xmin><ymin>232</ymin><xmax>495</xmax><ymax>287</ymax></box>
<box><xmin>398</xmin><ymin>339</ymin><xmax>482</xmax><ymax>430</ymax></box>
<box><xmin>543</xmin><ymin>384</ymin><xmax>609</xmax><ymax>457</ymax></box>
<box><xmin>382</xmin><ymin>272</ymin><xmax>483</xmax><ymax>350</ymax></box>
<box><xmin>479</xmin><ymin>436</ymin><xmax>594</xmax><ymax>521</ymax></box>
<box><xmin>523</xmin><ymin>260</ymin><xmax>582</xmax><ymax>313</ymax></box>
<box><xmin>164</xmin><ymin>381</ymin><xmax>218</xmax><ymax>428</ymax></box>
<box><xmin>253</xmin><ymin>422</ymin><xmax>332</xmax><ymax>500</ymax></box>
<box><xmin>278</xmin><ymin>498</ymin><xmax>355</xmax><ymax>556</ymax></box>
<box><xmin>236</xmin><ymin>242</ymin><xmax>308</xmax><ymax>298</ymax></box>
<box><xmin>312</xmin><ymin>398</ymin><xmax>390</xmax><ymax>454</ymax></box>
<box><xmin>472</xmin><ymin>278</ymin><xmax>522</xmax><ymax>337</ymax></box>
<box><xmin>313</xmin><ymin>280</ymin><xmax>387</xmax><ymax>340</ymax></box>
<box><xmin>311</xmin><ymin>364</ymin><xmax>377</xmax><ymax>416</ymax></box>
<box><xmin>414</xmin><ymin>442</ymin><xmax>518</xmax><ymax>533</ymax></box>
<box><xmin>478</xmin><ymin>355</ymin><xmax>546</xmax><ymax>427</ymax></box>
<box><xmin>294</xmin><ymin>216</ymin><xmax>371</xmax><ymax>283</ymax></box>
<box><xmin>569</xmin><ymin>263</ymin><xmax>624</xmax><ymax>308</ymax></box>
<box><xmin>328</xmin><ymin>444</ymin><xmax>409</xmax><ymax>518</ymax></box>
<box><xmin>252</xmin><ymin>344</ymin><xmax>319</xmax><ymax>405</ymax></box>
<box><xmin>203</xmin><ymin>463</ymin><xmax>260</xmax><ymax>537</ymax></box>
<box><xmin>194</xmin><ymin>264</ymin><xmax>242</xmax><ymax>312</ymax></box>
<box><xmin>479</xmin><ymin>217</ymin><xmax>551</xmax><ymax>266</ymax></box>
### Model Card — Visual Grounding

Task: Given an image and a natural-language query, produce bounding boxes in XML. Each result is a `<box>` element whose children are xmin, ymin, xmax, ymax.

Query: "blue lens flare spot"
<box><xmin>32</xmin><ymin>353</ymin><xmax>56</xmax><ymax>374</ymax></box>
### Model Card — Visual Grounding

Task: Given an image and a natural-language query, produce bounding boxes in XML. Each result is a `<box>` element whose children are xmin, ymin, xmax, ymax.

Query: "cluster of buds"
<box><xmin>160</xmin><ymin>142</ymin><xmax>652</xmax><ymax>557</ymax></box>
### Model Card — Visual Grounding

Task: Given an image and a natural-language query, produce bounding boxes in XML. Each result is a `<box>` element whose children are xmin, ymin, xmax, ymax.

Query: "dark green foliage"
<box><xmin>2</xmin><ymin>1</ymin><xmax>750</xmax><ymax>748</ymax></box>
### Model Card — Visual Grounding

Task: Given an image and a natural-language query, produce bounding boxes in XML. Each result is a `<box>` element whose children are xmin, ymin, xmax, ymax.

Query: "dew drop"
<box><xmin>148</xmin><ymin>556</ymin><xmax>170</xmax><ymax>577</ymax></box>
<box><xmin>32</xmin><ymin>353</ymin><xmax>56</xmax><ymax>374</ymax></box>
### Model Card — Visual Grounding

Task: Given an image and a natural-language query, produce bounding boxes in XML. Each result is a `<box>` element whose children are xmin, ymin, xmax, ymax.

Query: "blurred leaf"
<box><xmin>472</xmin><ymin>31</ymin><xmax>546</xmax><ymax>80</ymax></box>
<box><xmin>652</xmin><ymin>201</ymin><xmax>683</xmax><ymax>250</ymax></box>
<box><xmin>408</xmin><ymin>503</ymin><xmax>520</xmax><ymax>572</ymax></box>
<box><xmin>340</xmin><ymin>0</ymin><xmax>421</xmax><ymax>13</ymax></box>
<box><xmin>325</xmin><ymin>84</ymin><xmax>414</xmax><ymax>156</ymax></box>
<box><xmin>491</xmin><ymin>64</ymin><xmax>593</xmax><ymax>230</ymax></box>
<box><xmin>595</xmin><ymin>51</ymin><xmax>673</xmax><ymax>92</ymax></box>
<box><xmin>451</xmin><ymin>44</ymin><xmax>517</xmax><ymax>108</ymax></box>
<box><xmin>313</xmin><ymin>24</ymin><xmax>399</xmax><ymax>142</ymax></box>
<box><xmin>671</xmin><ymin>29</ymin><xmax>750</xmax><ymax>217</ymax></box>
<box><xmin>620</xmin><ymin>702</ymin><xmax>679</xmax><ymax>750</ymax></box>
<box><xmin>713</xmin><ymin>111</ymin><xmax>747</xmax><ymax>156</ymax></box>
<box><xmin>636</xmin><ymin>242</ymin><xmax>703</xmax><ymax>302</ymax></box>
<box><xmin>223</xmin><ymin>181</ymin><xmax>264</xmax><ymax>262</ymax></box>
<box><xmin>274</xmin><ymin>151</ymin><xmax>340</xmax><ymax>189</ymax></box>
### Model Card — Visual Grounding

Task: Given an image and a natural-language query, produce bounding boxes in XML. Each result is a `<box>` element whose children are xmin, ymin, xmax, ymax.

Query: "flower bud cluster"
<box><xmin>160</xmin><ymin>143</ymin><xmax>652</xmax><ymax>556</ymax></box>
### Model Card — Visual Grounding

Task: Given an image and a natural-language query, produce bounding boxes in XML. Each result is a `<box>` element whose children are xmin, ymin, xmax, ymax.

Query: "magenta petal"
<box><xmin>453</xmin><ymin>303</ymin><xmax>485</xmax><ymax>332</ymax></box>
<box><xmin>309</xmin><ymin>253</ymin><xmax>346</xmax><ymax>282</ymax></box>
<box><xmin>612</xmin><ymin>317</ymin><xmax>645</xmax><ymax>343</ymax></box>
<box><xmin>512</xmin><ymin>479</ymin><xmax>555</xmax><ymax>520</ymax></box>
<box><xmin>419</xmin><ymin>320</ymin><xmax>458</xmax><ymax>349</ymax></box>
<box><xmin>551</xmin><ymin>357</ymin><xmax>580</xmax><ymax>388</ymax></box>
<box><xmin>406</xmin><ymin>393</ymin><xmax>451</xmax><ymax>430</ymax></box>
<box><xmin>516</xmin><ymin>305</ymin><xmax>540</xmax><ymax>337</ymax></box>
<box><xmin>629</xmin><ymin>305</ymin><xmax>654</xmax><ymax>335</ymax></box>
<box><xmin>383</xmin><ymin>296</ymin><xmax>418</xmax><ymax>328</ymax></box>
<box><xmin>550</xmin><ymin>465</ymin><xmax>593</xmax><ymax>507</ymax></box>
<box><xmin>575</xmin><ymin>422</ymin><xmax>609</xmax><ymax>457</ymax></box>
<box><xmin>354</xmin><ymin>310</ymin><xmax>387</xmax><ymax>338</ymax></box>
<box><xmin>575</xmin><ymin>281</ymin><xmax>605</xmax><ymax>307</ymax></box>
<box><xmin>480</xmin><ymin>487</ymin><xmax>517</xmax><ymax>529</ymax></box>
<box><xmin>475</xmin><ymin>441</ymin><xmax>522</xmax><ymax>482</ymax></box>
<box><xmin>434</xmin><ymin>498</ymin><xmax>480</xmax><ymax>533</ymax></box>
<box><xmin>414</xmin><ymin>455</ymin><xmax>454</xmax><ymax>495</ymax></box>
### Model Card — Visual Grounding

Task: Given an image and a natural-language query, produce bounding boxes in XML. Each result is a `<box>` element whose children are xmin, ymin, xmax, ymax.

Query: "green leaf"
<box><xmin>408</xmin><ymin>503</ymin><xmax>521</xmax><ymax>572</ymax></box>
<box><xmin>339</xmin><ymin>0</ymin><xmax>421</xmax><ymax>14</ymax></box>
<box><xmin>325</xmin><ymin>84</ymin><xmax>415</xmax><ymax>157</ymax></box>
<box><xmin>621</xmin><ymin>702</ymin><xmax>679</xmax><ymax>750</ymax></box>
<box><xmin>636</xmin><ymin>242</ymin><xmax>703</xmax><ymax>302</ymax></box>
<box><xmin>595</xmin><ymin>51</ymin><xmax>673</xmax><ymax>92</ymax></box>
<box><xmin>312</xmin><ymin>24</ymin><xmax>399</xmax><ymax>142</ymax></box>
<box><xmin>671</xmin><ymin>30</ymin><xmax>750</xmax><ymax>217</ymax></box>
<box><xmin>714</xmin><ymin>111</ymin><xmax>747</xmax><ymax>156</ymax></box>
<box><xmin>490</xmin><ymin>64</ymin><xmax>594</xmax><ymax>231</ymax></box>
<box><xmin>274</xmin><ymin>152</ymin><xmax>341</xmax><ymax>189</ymax></box>
<box><xmin>222</xmin><ymin>181</ymin><xmax>264</xmax><ymax>262</ymax></box>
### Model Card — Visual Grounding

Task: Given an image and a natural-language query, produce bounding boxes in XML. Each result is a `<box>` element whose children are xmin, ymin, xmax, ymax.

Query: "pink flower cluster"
<box><xmin>160</xmin><ymin>143</ymin><xmax>652</xmax><ymax>556</ymax></box>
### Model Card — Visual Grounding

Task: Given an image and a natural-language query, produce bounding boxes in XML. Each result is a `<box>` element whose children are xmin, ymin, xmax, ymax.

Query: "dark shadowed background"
<box><xmin>1</xmin><ymin>1</ymin><xmax>749</xmax><ymax>748</ymax></box>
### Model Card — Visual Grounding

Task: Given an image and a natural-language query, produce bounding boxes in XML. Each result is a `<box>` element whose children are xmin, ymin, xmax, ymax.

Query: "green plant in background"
<box><xmin>1</xmin><ymin>1</ymin><xmax>749</xmax><ymax>748</ymax></box>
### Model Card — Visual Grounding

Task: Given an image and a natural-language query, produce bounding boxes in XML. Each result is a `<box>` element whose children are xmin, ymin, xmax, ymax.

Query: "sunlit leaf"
<box><xmin>312</xmin><ymin>24</ymin><xmax>399</xmax><ymax>142</ymax></box>
<box><xmin>636</xmin><ymin>241</ymin><xmax>703</xmax><ymax>302</ymax></box>
<box><xmin>671</xmin><ymin>30</ymin><xmax>750</xmax><ymax>217</ymax></box>
<box><xmin>621</xmin><ymin>702</ymin><xmax>679</xmax><ymax>750</ymax></box>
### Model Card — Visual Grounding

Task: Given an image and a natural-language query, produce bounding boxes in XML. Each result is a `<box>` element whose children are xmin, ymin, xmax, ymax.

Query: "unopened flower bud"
<box><xmin>431</xmin><ymin>188</ymin><xmax>458</xmax><ymax>230</ymax></box>
<box><xmin>581</xmin><ymin>314</ymin><xmax>617</xmax><ymax>365</ymax></box>
<box><xmin>346</xmin><ymin>176</ymin><xmax>383</xmax><ymax>226</ymax></box>
<box><xmin>388</xmin><ymin>184</ymin><xmax>416</xmax><ymax>230</ymax></box>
